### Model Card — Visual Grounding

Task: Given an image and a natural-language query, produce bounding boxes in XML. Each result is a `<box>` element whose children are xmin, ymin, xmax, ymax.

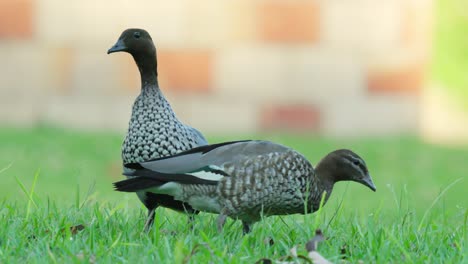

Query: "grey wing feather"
<box><xmin>140</xmin><ymin>140</ymin><xmax>291</xmax><ymax>174</ymax></box>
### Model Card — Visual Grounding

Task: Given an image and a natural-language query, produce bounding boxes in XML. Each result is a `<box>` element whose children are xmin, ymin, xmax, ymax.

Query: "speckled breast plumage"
<box><xmin>216</xmin><ymin>150</ymin><xmax>322</xmax><ymax>222</ymax></box>
<box><xmin>122</xmin><ymin>90</ymin><xmax>203</xmax><ymax>164</ymax></box>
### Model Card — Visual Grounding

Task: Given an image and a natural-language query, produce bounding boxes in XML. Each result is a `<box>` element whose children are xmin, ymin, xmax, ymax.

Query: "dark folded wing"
<box><xmin>125</xmin><ymin>140</ymin><xmax>290</xmax><ymax>174</ymax></box>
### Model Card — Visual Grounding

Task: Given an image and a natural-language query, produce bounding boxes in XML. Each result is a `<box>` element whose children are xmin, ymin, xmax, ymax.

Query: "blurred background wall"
<box><xmin>0</xmin><ymin>0</ymin><xmax>467</xmax><ymax>143</ymax></box>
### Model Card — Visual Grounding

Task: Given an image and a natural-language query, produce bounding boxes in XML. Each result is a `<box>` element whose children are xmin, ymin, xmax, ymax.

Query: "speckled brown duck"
<box><xmin>113</xmin><ymin>140</ymin><xmax>376</xmax><ymax>233</ymax></box>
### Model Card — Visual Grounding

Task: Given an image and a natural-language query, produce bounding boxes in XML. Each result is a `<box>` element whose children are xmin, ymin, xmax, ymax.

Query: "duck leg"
<box><xmin>143</xmin><ymin>208</ymin><xmax>156</xmax><ymax>232</ymax></box>
<box><xmin>186</xmin><ymin>209</ymin><xmax>199</xmax><ymax>230</ymax></box>
<box><xmin>217</xmin><ymin>213</ymin><xmax>228</xmax><ymax>233</ymax></box>
<box><xmin>242</xmin><ymin>221</ymin><xmax>252</xmax><ymax>235</ymax></box>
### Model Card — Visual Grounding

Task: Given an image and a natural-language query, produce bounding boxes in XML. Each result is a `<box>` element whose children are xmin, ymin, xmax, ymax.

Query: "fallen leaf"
<box><xmin>31</xmin><ymin>224</ymin><xmax>85</xmax><ymax>242</ymax></box>
<box><xmin>69</xmin><ymin>224</ymin><xmax>85</xmax><ymax>235</ymax></box>
<box><xmin>305</xmin><ymin>229</ymin><xmax>325</xmax><ymax>252</ymax></box>
<box><xmin>89</xmin><ymin>254</ymin><xmax>96</xmax><ymax>263</ymax></box>
<box><xmin>340</xmin><ymin>244</ymin><xmax>347</xmax><ymax>259</ymax></box>
<box><xmin>255</xmin><ymin>258</ymin><xmax>273</xmax><ymax>264</ymax></box>
<box><xmin>290</xmin><ymin>246</ymin><xmax>298</xmax><ymax>257</ymax></box>
<box><xmin>306</xmin><ymin>229</ymin><xmax>332</xmax><ymax>264</ymax></box>
<box><xmin>256</xmin><ymin>229</ymin><xmax>332</xmax><ymax>264</ymax></box>
<box><xmin>76</xmin><ymin>251</ymin><xmax>84</xmax><ymax>260</ymax></box>
<box><xmin>183</xmin><ymin>243</ymin><xmax>214</xmax><ymax>264</ymax></box>
<box><xmin>264</xmin><ymin>237</ymin><xmax>275</xmax><ymax>246</ymax></box>
<box><xmin>307</xmin><ymin>251</ymin><xmax>332</xmax><ymax>264</ymax></box>
<box><xmin>160</xmin><ymin>229</ymin><xmax>177</xmax><ymax>236</ymax></box>
<box><xmin>76</xmin><ymin>251</ymin><xmax>96</xmax><ymax>263</ymax></box>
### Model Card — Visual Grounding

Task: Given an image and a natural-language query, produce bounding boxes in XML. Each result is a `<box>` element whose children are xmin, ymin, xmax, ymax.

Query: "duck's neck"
<box><xmin>133</xmin><ymin>53</ymin><xmax>159</xmax><ymax>94</ymax></box>
<box><xmin>314</xmin><ymin>162</ymin><xmax>336</xmax><ymax>195</ymax></box>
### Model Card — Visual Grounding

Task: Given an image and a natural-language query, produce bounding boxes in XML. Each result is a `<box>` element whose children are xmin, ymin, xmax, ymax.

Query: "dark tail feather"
<box><xmin>123</xmin><ymin>167</ymin><xmax>221</xmax><ymax>185</ymax></box>
<box><xmin>113</xmin><ymin>177</ymin><xmax>164</xmax><ymax>192</ymax></box>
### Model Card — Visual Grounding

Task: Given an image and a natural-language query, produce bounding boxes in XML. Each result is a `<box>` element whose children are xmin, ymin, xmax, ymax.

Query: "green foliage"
<box><xmin>432</xmin><ymin>0</ymin><xmax>468</xmax><ymax>107</ymax></box>
<box><xmin>0</xmin><ymin>127</ymin><xmax>466</xmax><ymax>263</ymax></box>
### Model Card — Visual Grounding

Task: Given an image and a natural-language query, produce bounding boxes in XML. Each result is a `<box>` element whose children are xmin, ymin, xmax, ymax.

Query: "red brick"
<box><xmin>157</xmin><ymin>50</ymin><xmax>213</xmax><ymax>93</ymax></box>
<box><xmin>0</xmin><ymin>0</ymin><xmax>34</xmax><ymax>39</ymax></box>
<box><xmin>256</xmin><ymin>0</ymin><xmax>320</xmax><ymax>43</ymax></box>
<box><xmin>367</xmin><ymin>64</ymin><xmax>426</xmax><ymax>94</ymax></box>
<box><xmin>260</xmin><ymin>104</ymin><xmax>320</xmax><ymax>132</ymax></box>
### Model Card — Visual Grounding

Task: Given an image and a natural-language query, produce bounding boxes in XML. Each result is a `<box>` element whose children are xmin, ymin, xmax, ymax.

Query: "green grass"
<box><xmin>0</xmin><ymin>126</ymin><xmax>466</xmax><ymax>263</ymax></box>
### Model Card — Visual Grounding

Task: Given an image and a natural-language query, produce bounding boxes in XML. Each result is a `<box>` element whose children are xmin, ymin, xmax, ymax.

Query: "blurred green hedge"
<box><xmin>432</xmin><ymin>0</ymin><xmax>468</xmax><ymax>108</ymax></box>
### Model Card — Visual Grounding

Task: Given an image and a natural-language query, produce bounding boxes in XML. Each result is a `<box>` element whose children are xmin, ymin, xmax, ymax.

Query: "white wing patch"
<box><xmin>188</xmin><ymin>170</ymin><xmax>224</xmax><ymax>182</ymax></box>
<box><xmin>184</xmin><ymin>165</ymin><xmax>226</xmax><ymax>182</ymax></box>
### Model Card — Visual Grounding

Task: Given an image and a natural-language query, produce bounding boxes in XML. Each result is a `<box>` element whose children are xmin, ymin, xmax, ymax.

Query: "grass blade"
<box><xmin>0</xmin><ymin>163</ymin><xmax>13</xmax><ymax>174</ymax></box>
<box><xmin>15</xmin><ymin>169</ymin><xmax>40</xmax><ymax>218</ymax></box>
<box><xmin>418</xmin><ymin>177</ymin><xmax>463</xmax><ymax>231</ymax></box>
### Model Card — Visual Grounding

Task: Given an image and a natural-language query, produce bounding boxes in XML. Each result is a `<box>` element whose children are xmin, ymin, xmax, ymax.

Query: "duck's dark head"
<box><xmin>317</xmin><ymin>149</ymin><xmax>376</xmax><ymax>192</ymax></box>
<box><xmin>108</xmin><ymin>28</ymin><xmax>155</xmax><ymax>58</ymax></box>
<box><xmin>108</xmin><ymin>28</ymin><xmax>158</xmax><ymax>84</ymax></box>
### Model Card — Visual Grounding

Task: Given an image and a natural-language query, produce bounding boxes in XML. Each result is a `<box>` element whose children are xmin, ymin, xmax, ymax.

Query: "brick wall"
<box><xmin>0</xmin><ymin>0</ymin><xmax>445</xmax><ymax>138</ymax></box>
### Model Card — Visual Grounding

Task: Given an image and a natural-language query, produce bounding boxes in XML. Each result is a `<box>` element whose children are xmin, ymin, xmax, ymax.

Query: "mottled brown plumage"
<box><xmin>114</xmin><ymin>140</ymin><xmax>376</xmax><ymax>233</ymax></box>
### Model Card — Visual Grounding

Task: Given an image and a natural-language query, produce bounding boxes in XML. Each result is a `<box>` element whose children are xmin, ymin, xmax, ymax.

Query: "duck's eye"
<box><xmin>133</xmin><ymin>32</ymin><xmax>141</xmax><ymax>39</ymax></box>
<box><xmin>353</xmin><ymin>160</ymin><xmax>360</xmax><ymax>166</ymax></box>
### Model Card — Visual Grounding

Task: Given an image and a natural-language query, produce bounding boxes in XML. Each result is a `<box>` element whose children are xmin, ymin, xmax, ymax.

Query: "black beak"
<box><xmin>107</xmin><ymin>39</ymin><xmax>127</xmax><ymax>54</ymax></box>
<box><xmin>361</xmin><ymin>174</ymin><xmax>377</xmax><ymax>192</ymax></box>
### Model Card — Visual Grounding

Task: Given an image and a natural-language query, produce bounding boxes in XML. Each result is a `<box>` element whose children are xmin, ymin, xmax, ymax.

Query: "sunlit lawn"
<box><xmin>0</xmin><ymin>126</ymin><xmax>466</xmax><ymax>263</ymax></box>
